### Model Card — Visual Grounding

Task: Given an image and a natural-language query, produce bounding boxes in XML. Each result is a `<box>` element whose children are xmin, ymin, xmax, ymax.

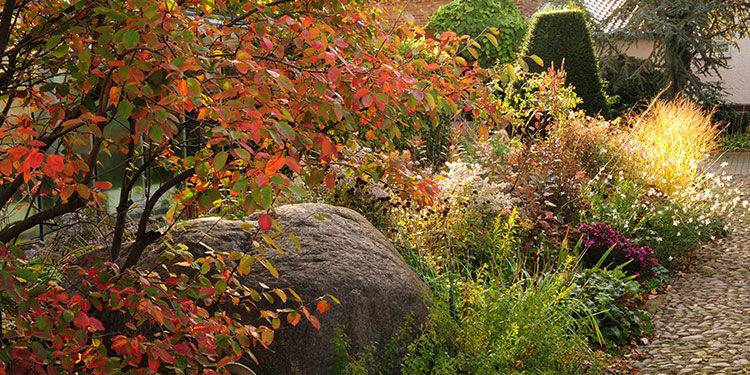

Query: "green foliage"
<box><xmin>570</xmin><ymin>268</ymin><xmax>652</xmax><ymax>348</ymax></box>
<box><xmin>720</xmin><ymin>132</ymin><xmax>750</xmax><ymax>151</ymax></box>
<box><xmin>426</xmin><ymin>0</ymin><xmax>528</xmax><ymax>67</ymax></box>
<box><xmin>521</xmin><ymin>10</ymin><xmax>610</xmax><ymax>116</ymax></box>
<box><xmin>402</xmin><ymin>269</ymin><xmax>603</xmax><ymax>374</ymax></box>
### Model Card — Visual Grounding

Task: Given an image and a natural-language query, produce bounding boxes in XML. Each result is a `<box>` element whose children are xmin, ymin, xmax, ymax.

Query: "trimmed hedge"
<box><xmin>426</xmin><ymin>0</ymin><xmax>527</xmax><ymax>68</ymax></box>
<box><xmin>521</xmin><ymin>9</ymin><xmax>610</xmax><ymax>116</ymax></box>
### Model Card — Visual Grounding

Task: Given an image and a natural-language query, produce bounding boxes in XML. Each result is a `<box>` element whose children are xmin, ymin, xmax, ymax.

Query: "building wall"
<box><xmin>703</xmin><ymin>38</ymin><xmax>750</xmax><ymax>106</ymax></box>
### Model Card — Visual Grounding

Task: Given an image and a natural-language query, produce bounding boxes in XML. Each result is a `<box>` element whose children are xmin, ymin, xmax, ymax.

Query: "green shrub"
<box><xmin>570</xmin><ymin>268</ymin><xmax>652</xmax><ymax>348</ymax></box>
<box><xmin>720</xmin><ymin>132</ymin><xmax>750</xmax><ymax>151</ymax></box>
<box><xmin>426</xmin><ymin>0</ymin><xmax>528</xmax><ymax>68</ymax></box>
<box><xmin>521</xmin><ymin>9</ymin><xmax>610</xmax><ymax>116</ymax></box>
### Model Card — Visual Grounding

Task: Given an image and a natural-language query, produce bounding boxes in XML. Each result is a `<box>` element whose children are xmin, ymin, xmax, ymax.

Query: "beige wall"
<box><xmin>702</xmin><ymin>38</ymin><xmax>750</xmax><ymax>106</ymax></box>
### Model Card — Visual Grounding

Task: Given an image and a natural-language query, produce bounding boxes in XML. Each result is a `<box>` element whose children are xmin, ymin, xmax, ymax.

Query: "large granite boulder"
<box><xmin>83</xmin><ymin>203</ymin><xmax>430</xmax><ymax>374</ymax></box>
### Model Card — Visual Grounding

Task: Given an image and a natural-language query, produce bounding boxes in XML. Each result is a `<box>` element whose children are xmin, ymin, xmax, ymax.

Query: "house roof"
<box><xmin>540</xmin><ymin>0</ymin><xmax>631</xmax><ymax>33</ymax></box>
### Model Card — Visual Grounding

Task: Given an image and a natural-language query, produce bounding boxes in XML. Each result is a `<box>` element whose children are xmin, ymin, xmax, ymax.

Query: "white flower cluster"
<box><xmin>436</xmin><ymin>161</ymin><xmax>515</xmax><ymax>216</ymax></box>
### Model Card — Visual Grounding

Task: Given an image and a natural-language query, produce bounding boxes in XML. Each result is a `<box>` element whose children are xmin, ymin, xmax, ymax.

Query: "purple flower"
<box><xmin>580</xmin><ymin>222</ymin><xmax>658</xmax><ymax>279</ymax></box>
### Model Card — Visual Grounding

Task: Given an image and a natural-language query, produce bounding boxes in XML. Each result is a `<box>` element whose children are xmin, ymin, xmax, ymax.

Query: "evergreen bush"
<box><xmin>521</xmin><ymin>9</ymin><xmax>610</xmax><ymax>116</ymax></box>
<box><xmin>426</xmin><ymin>0</ymin><xmax>528</xmax><ymax>68</ymax></box>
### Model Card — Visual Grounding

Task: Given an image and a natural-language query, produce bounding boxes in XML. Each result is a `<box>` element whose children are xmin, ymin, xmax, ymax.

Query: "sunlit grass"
<box><xmin>616</xmin><ymin>97</ymin><xmax>721</xmax><ymax>197</ymax></box>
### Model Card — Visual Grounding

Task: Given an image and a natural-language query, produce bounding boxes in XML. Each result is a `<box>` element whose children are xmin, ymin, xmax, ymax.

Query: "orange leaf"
<box><xmin>46</xmin><ymin>154</ymin><xmax>65</xmax><ymax>173</ymax></box>
<box><xmin>354</xmin><ymin>87</ymin><xmax>369</xmax><ymax>99</ymax></box>
<box><xmin>0</xmin><ymin>159</ymin><xmax>12</xmax><ymax>175</ymax></box>
<box><xmin>77</xmin><ymin>184</ymin><xmax>90</xmax><ymax>199</ymax></box>
<box><xmin>109</xmin><ymin>86</ymin><xmax>120</xmax><ymax>106</ymax></box>
<box><xmin>217</xmin><ymin>356</ymin><xmax>232</xmax><ymax>368</ymax></box>
<box><xmin>176</xmin><ymin>80</ymin><xmax>188</xmax><ymax>96</ymax></box>
<box><xmin>265</xmin><ymin>157</ymin><xmax>286</xmax><ymax>175</ymax></box>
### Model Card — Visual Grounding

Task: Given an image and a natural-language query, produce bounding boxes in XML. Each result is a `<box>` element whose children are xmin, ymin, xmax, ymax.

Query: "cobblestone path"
<box><xmin>636</xmin><ymin>178</ymin><xmax>750</xmax><ymax>374</ymax></box>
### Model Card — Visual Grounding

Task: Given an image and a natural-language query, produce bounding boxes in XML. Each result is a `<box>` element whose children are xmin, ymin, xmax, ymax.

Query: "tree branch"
<box><xmin>122</xmin><ymin>167</ymin><xmax>194</xmax><ymax>269</ymax></box>
<box><xmin>0</xmin><ymin>0</ymin><xmax>17</xmax><ymax>56</ymax></box>
<box><xmin>0</xmin><ymin>196</ymin><xmax>83</xmax><ymax>244</ymax></box>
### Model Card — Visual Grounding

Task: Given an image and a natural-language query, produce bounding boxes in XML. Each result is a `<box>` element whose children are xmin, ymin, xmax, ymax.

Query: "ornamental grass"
<box><xmin>616</xmin><ymin>97</ymin><xmax>721</xmax><ymax>197</ymax></box>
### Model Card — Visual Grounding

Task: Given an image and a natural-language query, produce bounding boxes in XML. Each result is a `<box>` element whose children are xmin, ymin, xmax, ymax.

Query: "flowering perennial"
<box><xmin>580</xmin><ymin>222</ymin><xmax>658</xmax><ymax>279</ymax></box>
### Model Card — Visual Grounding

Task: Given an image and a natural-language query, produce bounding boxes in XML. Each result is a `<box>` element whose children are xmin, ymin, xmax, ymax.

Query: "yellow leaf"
<box><xmin>484</xmin><ymin>33</ymin><xmax>498</xmax><ymax>48</ymax></box>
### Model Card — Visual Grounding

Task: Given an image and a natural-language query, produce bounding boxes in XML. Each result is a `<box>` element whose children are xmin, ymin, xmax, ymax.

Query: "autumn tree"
<box><xmin>0</xmin><ymin>0</ymin><xmax>492</xmax><ymax>373</ymax></box>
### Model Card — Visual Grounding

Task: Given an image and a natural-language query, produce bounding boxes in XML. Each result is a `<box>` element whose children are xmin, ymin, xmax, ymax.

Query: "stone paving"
<box><xmin>636</xmin><ymin>155</ymin><xmax>750</xmax><ymax>375</ymax></box>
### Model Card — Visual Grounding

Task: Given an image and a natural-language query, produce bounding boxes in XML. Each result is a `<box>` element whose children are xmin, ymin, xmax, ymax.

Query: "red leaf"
<box><xmin>287</xmin><ymin>311</ymin><xmax>301</xmax><ymax>326</ymax></box>
<box><xmin>26</xmin><ymin>150</ymin><xmax>44</xmax><ymax>170</ymax></box>
<box><xmin>94</xmin><ymin>181</ymin><xmax>112</xmax><ymax>190</ymax></box>
<box><xmin>46</xmin><ymin>154</ymin><xmax>65</xmax><ymax>173</ymax></box>
<box><xmin>148</xmin><ymin>356</ymin><xmax>160</xmax><ymax>372</ymax></box>
<box><xmin>284</xmin><ymin>158</ymin><xmax>301</xmax><ymax>173</ymax></box>
<box><xmin>354</xmin><ymin>87</ymin><xmax>369</xmax><ymax>99</ymax></box>
<box><xmin>88</xmin><ymin>317</ymin><xmax>104</xmax><ymax>331</ymax></box>
<box><xmin>316</xmin><ymin>299</ymin><xmax>330</xmax><ymax>314</ymax></box>
<box><xmin>361</xmin><ymin>94</ymin><xmax>373</xmax><ymax>108</ymax></box>
<box><xmin>325</xmin><ymin>172</ymin><xmax>335</xmax><ymax>190</ymax></box>
<box><xmin>258</xmin><ymin>213</ymin><xmax>272</xmax><ymax>230</ymax></box>
<box><xmin>72</xmin><ymin>311</ymin><xmax>89</xmax><ymax>329</ymax></box>
<box><xmin>111</xmin><ymin>336</ymin><xmax>129</xmax><ymax>354</ymax></box>
<box><xmin>261</xmin><ymin>37</ymin><xmax>273</xmax><ymax>51</ymax></box>
<box><xmin>327</xmin><ymin>67</ymin><xmax>339</xmax><ymax>83</ymax></box>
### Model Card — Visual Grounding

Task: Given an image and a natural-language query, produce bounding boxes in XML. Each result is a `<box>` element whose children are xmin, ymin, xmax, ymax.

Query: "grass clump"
<box><xmin>616</xmin><ymin>98</ymin><xmax>721</xmax><ymax>196</ymax></box>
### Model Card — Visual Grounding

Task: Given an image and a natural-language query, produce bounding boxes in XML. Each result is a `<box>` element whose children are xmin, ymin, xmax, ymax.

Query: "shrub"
<box><xmin>521</xmin><ymin>9</ymin><xmax>610</xmax><ymax>116</ymax></box>
<box><xmin>426</xmin><ymin>0</ymin><xmax>528</xmax><ymax>68</ymax></box>
<box><xmin>616</xmin><ymin>98</ymin><xmax>721</xmax><ymax>196</ymax></box>
<box><xmin>570</xmin><ymin>268</ymin><xmax>651</xmax><ymax>348</ymax></box>
<box><xmin>489</xmin><ymin>68</ymin><xmax>581</xmax><ymax>136</ymax></box>
<box><xmin>579</xmin><ymin>222</ymin><xmax>658</xmax><ymax>279</ymax></box>
<box><xmin>721</xmin><ymin>132</ymin><xmax>750</xmax><ymax>151</ymax></box>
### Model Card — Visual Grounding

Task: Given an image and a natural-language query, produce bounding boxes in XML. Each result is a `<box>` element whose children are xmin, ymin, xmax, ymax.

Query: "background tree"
<box><xmin>595</xmin><ymin>0</ymin><xmax>750</xmax><ymax>101</ymax></box>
